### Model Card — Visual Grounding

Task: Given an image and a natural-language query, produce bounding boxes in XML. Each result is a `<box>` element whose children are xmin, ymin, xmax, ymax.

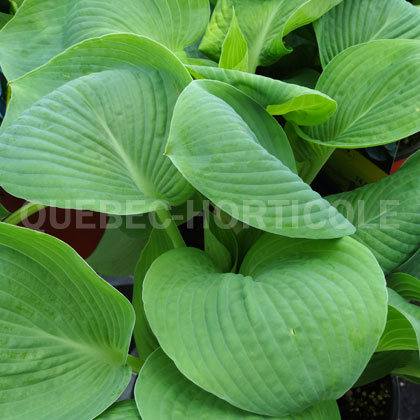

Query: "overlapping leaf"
<box><xmin>135</xmin><ymin>349</ymin><xmax>340</xmax><ymax>419</ymax></box>
<box><xmin>327</xmin><ymin>151</ymin><xmax>420</xmax><ymax>274</ymax></box>
<box><xmin>0</xmin><ymin>34</ymin><xmax>194</xmax><ymax>214</ymax></box>
<box><xmin>143</xmin><ymin>234</ymin><xmax>387</xmax><ymax>416</ymax></box>
<box><xmin>132</xmin><ymin>229</ymin><xmax>174</xmax><ymax>362</ymax></box>
<box><xmin>0</xmin><ymin>0</ymin><xmax>210</xmax><ymax>80</ymax></box>
<box><xmin>296</xmin><ymin>39</ymin><xmax>420</xmax><ymax>148</ymax></box>
<box><xmin>315</xmin><ymin>0</ymin><xmax>420</xmax><ymax>67</ymax></box>
<box><xmin>166</xmin><ymin>79</ymin><xmax>354</xmax><ymax>239</ymax></box>
<box><xmin>0</xmin><ymin>223</ymin><xmax>135</xmax><ymax>420</ymax></box>
<box><xmin>199</xmin><ymin>0</ymin><xmax>343</xmax><ymax>72</ymax></box>
<box><xmin>96</xmin><ymin>400</ymin><xmax>141</xmax><ymax>420</ymax></box>
<box><xmin>187</xmin><ymin>66</ymin><xmax>336</xmax><ymax>125</ymax></box>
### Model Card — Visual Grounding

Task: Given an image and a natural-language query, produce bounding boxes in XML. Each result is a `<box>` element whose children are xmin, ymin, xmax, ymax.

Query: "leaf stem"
<box><xmin>4</xmin><ymin>203</ymin><xmax>46</xmax><ymax>225</ymax></box>
<box><xmin>155</xmin><ymin>207</ymin><xmax>186</xmax><ymax>248</ymax></box>
<box><xmin>127</xmin><ymin>355</ymin><xmax>143</xmax><ymax>374</ymax></box>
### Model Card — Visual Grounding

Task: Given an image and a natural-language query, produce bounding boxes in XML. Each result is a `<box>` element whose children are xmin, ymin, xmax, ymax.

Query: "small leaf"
<box><xmin>188</xmin><ymin>65</ymin><xmax>337</xmax><ymax>126</ymax></box>
<box><xmin>0</xmin><ymin>203</ymin><xmax>9</xmax><ymax>221</ymax></box>
<box><xmin>219</xmin><ymin>8</ymin><xmax>249</xmax><ymax>72</ymax></box>
<box><xmin>135</xmin><ymin>349</ymin><xmax>341</xmax><ymax>420</ymax></box>
<box><xmin>200</xmin><ymin>0</ymin><xmax>343</xmax><ymax>73</ymax></box>
<box><xmin>143</xmin><ymin>234</ymin><xmax>387</xmax><ymax>416</ymax></box>
<box><xmin>204</xmin><ymin>207</ymin><xmax>239</xmax><ymax>272</ymax></box>
<box><xmin>0</xmin><ymin>34</ymin><xmax>194</xmax><ymax>215</ymax></box>
<box><xmin>297</xmin><ymin>39</ymin><xmax>420</xmax><ymax>148</ymax></box>
<box><xmin>167</xmin><ymin>79</ymin><xmax>354</xmax><ymax>239</ymax></box>
<box><xmin>0</xmin><ymin>0</ymin><xmax>210</xmax><ymax>80</ymax></box>
<box><xmin>95</xmin><ymin>400</ymin><xmax>141</xmax><ymax>420</ymax></box>
<box><xmin>315</xmin><ymin>0</ymin><xmax>420</xmax><ymax>67</ymax></box>
<box><xmin>0</xmin><ymin>223</ymin><xmax>135</xmax><ymax>420</ymax></box>
<box><xmin>132</xmin><ymin>229</ymin><xmax>174</xmax><ymax>362</ymax></box>
<box><xmin>327</xmin><ymin>151</ymin><xmax>420</xmax><ymax>274</ymax></box>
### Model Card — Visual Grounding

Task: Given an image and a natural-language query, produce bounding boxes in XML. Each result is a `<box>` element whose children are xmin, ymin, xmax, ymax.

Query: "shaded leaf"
<box><xmin>132</xmin><ymin>230</ymin><xmax>174</xmax><ymax>362</ymax></box>
<box><xmin>200</xmin><ymin>0</ymin><xmax>343</xmax><ymax>73</ymax></box>
<box><xmin>143</xmin><ymin>234</ymin><xmax>387</xmax><ymax>416</ymax></box>
<box><xmin>0</xmin><ymin>223</ymin><xmax>135</xmax><ymax>420</ymax></box>
<box><xmin>96</xmin><ymin>400</ymin><xmax>141</xmax><ymax>420</ymax></box>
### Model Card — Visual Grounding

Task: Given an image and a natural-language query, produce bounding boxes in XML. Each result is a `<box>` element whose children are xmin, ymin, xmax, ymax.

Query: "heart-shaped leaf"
<box><xmin>315</xmin><ymin>0</ymin><xmax>420</xmax><ymax>67</ymax></box>
<box><xmin>96</xmin><ymin>400</ymin><xmax>141</xmax><ymax>420</ymax></box>
<box><xmin>135</xmin><ymin>348</ymin><xmax>341</xmax><ymax>420</ymax></box>
<box><xmin>0</xmin><ymin>34</ymin><xmax>194</xmax><ymax>215</ymax></box>
<box><xmin>199</xmin><ymin>0</ymin><xmax>343</xmax><ymax>73</ymax></box>
<box><xmin>0</xmin><ymin>0</ymin><xmax>210</xmax><ymax>80</ymax></box>
<box><xmin>187</xmin><ymin>65</ymin><xmax>337</xmax><ymax>126</ymax></box>
<box><xmin>296</xmin><ymin>39</ymin><xmax>420</xmax><ymax>148</ymax></box>
<box><xmin>327</xmin><ymin>151</ymin><xmax>420</xmax><ymax>274</ymax></box>
<box><xmin>143</xmin><ymin>234</ymin><xmax>387</xmax><ymax>416</ymax></box>
<box><xmin>167</xmin><ymin>79</ymin><xmax>354</xmax><ymax>239</ymax></box>
<box><xmin>0</xmin><ymin>223</ymin><xmax>135</xmax><ymax>420</ymax></box>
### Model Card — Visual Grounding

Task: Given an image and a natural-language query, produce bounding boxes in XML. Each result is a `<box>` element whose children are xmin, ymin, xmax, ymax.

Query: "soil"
<box><xmin>338</xmin><ymin>376</ymin><xmax>396</xmax><ymax>420</ymax></box>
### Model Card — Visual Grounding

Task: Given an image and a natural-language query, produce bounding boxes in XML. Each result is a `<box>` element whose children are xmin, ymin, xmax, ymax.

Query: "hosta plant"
<box><xmin>1</xmin><ymin>0</ymin><xmax>420</xmax><ymax>419</ymax></box>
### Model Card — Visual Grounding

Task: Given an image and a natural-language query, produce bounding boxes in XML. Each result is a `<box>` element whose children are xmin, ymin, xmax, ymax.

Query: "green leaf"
<box><xmin>204</xmin><ymin>207</ymin><xmax>239</xmax><ymax>272</ymax></box>
<box><xmin>143</xmin><ymin>234</ymin><xmax>387</xmax><ymax>416</ymax></box>
<box><xmin>219</xmin><ymin>8</ymin><xmax>249</xmax><ymax>72</ymax></box>
<box><xmin>132</xmin><ymin>229</ymin><xmax>174</xmax><ymax>362</ymax></box>
<box><xmin>235</xmin><ymin>226</ymin><xmax>264</xmax><ymax>267</ymax></box>
<box><xmin>0</xmin><ymin>203</ymin><xmax>9</xmax><ymax>221</ymax></box>
<box><xmin>327</xmin><ymin>151</ymin><xmax>420</xmax><ymax>274</ymax></box>
<box><xmin>354</xmin><ymin>351</ymin><xmax>409</xmax><ymax>387</ymax></box>
<box><xmin>386</xmin><ymin>288</ymin><xmax>420</xmax><ymax>353</ymax></box>
<box><xmin>394</xmin><ymin>248</ymin><xmax>420</xmax><ymax>279</ymax></box>
<box><xmin>377</xmin><ymin>306</ymin><xmax>418</xmax><ymax>352</ymax></box>
<box><xmin>297</xmin><ymin>39</ymin><xmax>420</xmax><ymax>148</ymax></box>
<box><xmin>0</xmin><ymin>12</ymin><xmax>11</xmax><ymax>29</ymax></box>
<box><xmin>135</xmin><ymin>348</ymin><xmax>341</xmax><ymax>420</ymax></box>
<box><xmin>315</xmin><ymin>0</ymin><xmax>420</xmax><ymax>67</ymax></box>
<box><xmin>199</xmin><ymin>0</ymin><xmax>343</xmax><ymax>73</ymax></box>
<box><xmin>0</xmin><ymin>223</ymin><xmax>135</xmax><ymax>420</ymax></box>
<box><xmin>388</xmin><ymin>272</ymin><xmax>420</xmax><ymax>302</ymax></box>
<box><xmin>0</xmin><ymin>0</ymin><xmax>210</xmax><ymax>80</ymax></box>
<box><xmin>167</xmin><ymin>79</ymin><xmax>354</xmax><ymax>239</ymax></box>
<box><xmin>187</xmin><ymin>65</ymin><xmax>337</xmax><ymax>126</ymax></box>
<box><xmin>392</xmin><ymin>351</ymin><xmax>420</xmax><ymax>382</ymax></box>
<box><xmin>0</xmin><ymin>34</ymin><xmax>194</xmax><ymax>215</ymax></box>
<box><xmin>96</xmin><ymin>400</ymin><xmax>141</xmax><ymax>420</ymax></box>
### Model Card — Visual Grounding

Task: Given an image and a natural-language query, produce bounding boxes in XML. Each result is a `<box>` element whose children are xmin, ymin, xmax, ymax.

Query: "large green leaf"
<box><xmin>166</xmin><ymin>79</ymin><xmax>354</xmax><ymax>239</ymax></box>
<box><xmin>0</xmin><ymin>223</ymin><xmax>135</xmax><ymax>420</ymax></box>
<box><xmin>0</xmin><ymin>0</ymin><xmax>210</xmax><ymax>80</ymax></box>
<box><xmin>0</xmin><ymin>34</ymin><xmax>194</xmax><ymax>215</ymax></box>
<box><xmin>327</xmin><ymin>151</ymin><xmax>420</xmax><ymax>274</ymax></box>
<box><xmin>187</xmin><ymin>65</ymin><xmax>336</xmax><ymax>126</ymax></box>
<box><xmin>143</xmin><ymin>234</ymin><xmax>387</xmax><ymax>416</ymax></box>
<box><xmin>315</xmin><ymin>0</ymin><xmax>420</xmax><ymax>67</ymax></box>
<box><xmin>296</xmin><ymin>39</ymin><xmax>420</xmax><ymax>148</ymax></box>
<box><xmin>132</xmin><ymin>229</ymin><xmax>174</xmax><ymax>362</ymax></box>
<box><xmin>96</xmin><ymin>400</ymin><xmax>141</xmax><ymax>420</ymax></box>
<box><xmin>135</xmin><ymin>349</ymin><xmax>340</xmax><ymax>419</ymax></box>
<box><xmin>199</xmin><ymin>0</ymin><xmax>343</xmax><ymax>73</ymax></box>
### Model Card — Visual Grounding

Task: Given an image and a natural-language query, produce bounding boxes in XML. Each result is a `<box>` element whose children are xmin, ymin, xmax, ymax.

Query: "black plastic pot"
<box><xmin>338</xmin><ymin>375</ymin><xmax>400</xmax><ymax>420</ymax></box>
